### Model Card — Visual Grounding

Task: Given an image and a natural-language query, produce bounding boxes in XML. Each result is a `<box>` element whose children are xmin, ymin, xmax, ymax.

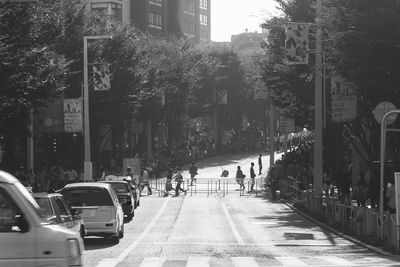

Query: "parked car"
<box><xmin>101</xmin><ymin>180</ymin><xmax>135</xmax><ymax>221</ymax></box>
<box><xmin>33</xmin><ymin>192</ymin><xmax>86</xmax><ymax>238</ymax></box>
<box><xmin>0</xmin><ymin>170</ymin><xmax>84</xmax><ymax>266</ymax></box>
<box><xmin>59</xmin><ymin>182</ymin><xmax>124</xmax><ymax>244</ymax></box>
<box><xmin>104</xmin><ymin>175</ymin><xmax>140</xmax><ymax>209</ymax></box>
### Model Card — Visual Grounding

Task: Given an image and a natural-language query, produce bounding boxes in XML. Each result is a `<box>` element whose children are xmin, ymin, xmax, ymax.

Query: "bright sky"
<box><xmin>211</xmin><ymin>0</ymin><xmax>281</xmax><ymax>42</ymax></box>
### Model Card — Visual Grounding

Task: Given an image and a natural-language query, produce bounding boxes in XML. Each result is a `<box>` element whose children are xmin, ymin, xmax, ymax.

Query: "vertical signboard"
<box><xmin>123</xmin><ymin>157</ymin><xmax>141</xmax><ymax>184</ymax></box>
<box><xmin>64</xmin><ymin>99</ymin><xmax>83</xmax><ymax>132</ymax></box>
<box><xmin>285</xmin><ymin>23</ymin><xmax>309</xmax><ymax>65</ymax></box>
<box><xmin>331</xmin><ymin>76</ymin><xmax>357</xmax><ymax>123</ymax></box>
<box><xmin>93</xmin><ymin>62</ymin><xmax>111</xmax><ymax>91</ymax></box>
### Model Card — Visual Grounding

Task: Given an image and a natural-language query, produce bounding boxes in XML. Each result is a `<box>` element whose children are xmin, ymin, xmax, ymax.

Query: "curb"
<box><xmin>281</xmin><ymin>200</ymin><xmax>394</xmax><ymax>257</ymax></box>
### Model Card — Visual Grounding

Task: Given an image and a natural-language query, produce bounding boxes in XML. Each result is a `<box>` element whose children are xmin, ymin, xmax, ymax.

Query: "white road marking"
<box><xmin>275</xmin><ymin>256</ymin><xmax>308</xmax><ymax>266</ymax></box>
<box><xmin>316</xmin><ymin>256</ymin><xmax>355</xmax><ymax>265</ymax></box>
<box><xmin>231</xmin><ymin>257</ymin><xmax>259</xmax><ymax>267</ymax></box>
<box><xmin>186</xmin><ymin>256</ymin><xmax>210</xmax><ymax>267</ymax></box>
<box><xmin>252</xmin><ymin>221</ymin><xmax>278</xmax><ymax>225</ymax></box>
<box><xmin>221</xmin><ymin>202</ymin><xmax>244</xmax><ymax>244</ymax></box>
<box><xmin>96</xmin><ymin>197</ymin><xmax>171</xmax><ymax>267</ymax></box>
<box><xmin>139</xmin><ymin>257</ymin><xmax>167</xmax><ymax>267</ymax></box>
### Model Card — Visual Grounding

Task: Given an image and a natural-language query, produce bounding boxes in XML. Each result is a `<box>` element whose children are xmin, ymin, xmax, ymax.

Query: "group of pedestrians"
<box><xmin>235</xmin><ymin>154</ymin><xmax>263</xmax><ymax>192</ymax></box>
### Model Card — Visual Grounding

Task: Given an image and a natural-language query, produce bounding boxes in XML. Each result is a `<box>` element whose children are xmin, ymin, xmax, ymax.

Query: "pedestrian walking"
<box><xmin>189</xmin><ymin>162</ymin><xmax>198</xmax><ymax>186</ymax></box>
<box><xmin>258</xmin><ymin>154</ymin><xmax>263</xmax><ymax>175</ymax></box>
<box><xmin>235</xmin><ymin>166</ymin><xmax>246</xmax><ymax>190</ymax></box>
<box><xmin>164</xmin><ymin>168</ymin><xmax>174</xmax><ymax>197</ymax></box>
<box><xmin>387</xmin><ymin>178</ymin><xmax>396</xmax><ymax>213</ymax></box>
<box><xmin>249</xmin><ymin>162</ymin><xmax>256</xmax><ymax>192</ymax></box>
<box><xmin>140</xmin><ymin>167</ymin><xmax>152</xmax><ymax>196</ymax></box>
<box><xmin>174</xmin><ymin>166</ymin><xmax>186</xmax><ymax>196</ymax></box>
<box><xmin>353</xmin><ymin>171</ymin><xmax>367</xmax><ymax>207</ymax></box>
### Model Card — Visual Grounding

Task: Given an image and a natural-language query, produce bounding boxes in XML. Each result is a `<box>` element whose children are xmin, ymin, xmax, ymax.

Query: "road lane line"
<box><xmin>316</xmin><ymin>256</ymin><xmax>354</xmax><ymax>265</ymax></box>
<box><xmin>231</xmin><ymin>257</ymin><xmax>259</xmax><ymax>267</ymax></box>
<box><xmin>139</xmin><ymin>257</ymin><xmax>167</xmax><ymax>267</ymax></box>
<box><xmin>96</xmin><ymin>197</ymin><xmax>171</xmax><ymax>267</ymax></box>
<box><xmin>274</xmin><ymin>256</ymin><xmax>307</xmax><ymax>266</ymax></box>
<box><xmin>221</xmin><ymin>202</ymin><xmax>244</xmax><ymax>244</ymax></box>
<box><xmin>186</xmin><ymin>256</ymin><xmax>210</xmax><ymax>267</ymax></box>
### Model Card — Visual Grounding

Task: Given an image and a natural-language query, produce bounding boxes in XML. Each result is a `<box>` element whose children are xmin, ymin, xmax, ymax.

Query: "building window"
<box><xmin>91</xmin><ymin>3</ymin><xmax>108</xmax><ymax>17</ymax></box>
<box><xmin>184</xmin><ymin>0</ymin><xmax>195</xmax><ymax>14</ymax></box>
<box><xmin>149</xmin><ymin>12</ymin><xmax>162</xmax><ymax>29</ymax></box>
<box><xmin>200</xmin><ymin>0</ymin><xmax>207</xmax><ymax>9</ymax></box>
<box><xmin>184</xmin><ymin>22</ymin><xmax>195</xmax><ymax>34</ymax></box>
<box><xmin>200</xmin><ymin>28</ymin><xmax>208</xmax><ymax>41</ymax></box>
<box><xmin>149</xmin><ymin>0</ymin><xmax>162</xmax><ymax>6</ymax></box>
<box><xmin>111</xmin><ymin>3</ymin><xmax>122</xmax><ymax>21</ymax></box>
<box><xmin>91</xmin><ymin>2</ymin><xmax>122</xmax><ymax>22</ymax></box>
<box><xmin>200</xmin><ymin>14</ymin><xmax>208</xmax><ymax>25</ymax></box>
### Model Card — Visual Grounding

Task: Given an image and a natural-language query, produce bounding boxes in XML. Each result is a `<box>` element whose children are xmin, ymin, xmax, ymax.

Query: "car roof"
<box><xmin>32</xmin><ymin>192</ymin><xmax>63</xmax><ymax>198</ymax></box>
<box><xmin>63</xmin><ymin>182</ymin><xmax>111</xmax><ymax>189</ymax></box>
<box><xmin>0</xmin><ymin>170</ymin><xmax>20</xmax><ymax>183</ymax></box>
<box><xmin>102</xmin><ymin>180</ymin><xmax>128</xmax><ymax>184</ymax></box>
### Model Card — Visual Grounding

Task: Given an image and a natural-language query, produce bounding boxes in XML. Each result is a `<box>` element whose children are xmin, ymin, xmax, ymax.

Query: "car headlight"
<box><xmin>66</xmin><ymin>238</ymin><xmax>82</xmax><ymax>266</ymax></box>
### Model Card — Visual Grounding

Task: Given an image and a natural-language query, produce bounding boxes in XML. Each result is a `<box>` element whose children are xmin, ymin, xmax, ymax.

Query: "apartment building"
<box><xmin>131</xmin><ymin>0</ymin><xmax>211</xmax><ymax>44</ymax></box>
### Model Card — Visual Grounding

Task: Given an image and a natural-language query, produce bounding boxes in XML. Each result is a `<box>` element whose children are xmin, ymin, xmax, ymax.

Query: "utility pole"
<box><xmin>313</xmin><ymin>0</ymin><xmax>323</xmax><ymax>195</ymax></box>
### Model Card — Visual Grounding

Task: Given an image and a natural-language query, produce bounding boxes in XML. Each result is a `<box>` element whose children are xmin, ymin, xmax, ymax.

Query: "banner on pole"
<box><xmin>64</xmin><ymin>99</ymin><xmax>83</xmax><ymax>132</ymax></box>
<box><xmin>93</xmin><ymin>61</ymin><xmax>111</xmax><ymax>91</ymax></box>
<box><xmin>331</xmin><ymin>76</ymin><xmax>357</xmax><ymax>123</ymax></box>
<box><xmin>285</xmin><ymin>23</ymin><xmax>309</xmax><ymax>65</ymax></box>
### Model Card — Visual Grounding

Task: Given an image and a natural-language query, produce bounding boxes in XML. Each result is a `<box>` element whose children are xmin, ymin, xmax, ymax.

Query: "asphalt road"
<box><xmin>83</xmin><ymin>152</ymin><xmax>400</xmax><ymax>267</ymax></box>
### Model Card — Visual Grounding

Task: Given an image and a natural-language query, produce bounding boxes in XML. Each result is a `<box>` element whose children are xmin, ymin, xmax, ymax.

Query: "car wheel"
<box><xmin>109</xmin><ymin>234</ymin><xmax>120</xmax><ymax>244</ymax></box>
<box><xmin>119</xmin><ymin>223</ymin><xmax>124</xmax><ymax>238</ymax></box>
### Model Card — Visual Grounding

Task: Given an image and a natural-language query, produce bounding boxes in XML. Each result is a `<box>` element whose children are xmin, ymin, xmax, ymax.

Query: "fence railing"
<box><xmin>279</xmin><ymin>179</ymin><xmax>398</xmax><ymax>252</ymax></box>
<box><xmin>148</xmin><ymin>178</ymin><xmax>264</xmax><ymax>197</ymax></box>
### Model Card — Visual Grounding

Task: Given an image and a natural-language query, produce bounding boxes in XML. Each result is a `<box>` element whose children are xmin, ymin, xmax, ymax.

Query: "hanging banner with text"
<box><xmin>285</xmin><ymin>23</ymin><xmax>309</xmax><ymax>65</ymax></box>
<box><xmin>64</xmin><ymin>99</ymin><xmax>83</xmax><ymax>132</ymax></box>
<box><xmin>331</xmin><ymin>76</ymin><xmax>357</xmax><ymax>123</ymax></box>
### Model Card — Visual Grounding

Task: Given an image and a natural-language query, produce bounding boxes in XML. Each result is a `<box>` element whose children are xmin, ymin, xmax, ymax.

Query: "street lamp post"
<box><xmin>83</xmin><ymin>35</ymin><xmax>112</xmax><ymax>181</ymax></box>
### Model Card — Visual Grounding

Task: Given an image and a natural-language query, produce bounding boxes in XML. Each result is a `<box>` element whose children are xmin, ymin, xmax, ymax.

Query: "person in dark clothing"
<box><xmin>189</xmin><ymin>162</ymin><xmax>198</xmax><ymax>186</ymax></box>
<box><xmin>174</xmin><ymin>166</ymin><xmax>186</xmax><ymax>196</ymax></box>
<box><xmin>258</xmin><ymin>154</ymin><xmax>263</xmax><ymax>175</ymax></box>
<box><xmin>164</xmin><ymin>168</ymin><xmax>174</xmax><ymax>197</ymax></box>
<box><xmin>235</xmin><ymin>166</ymin><xmax>245</xmax><ymax>190</ymax></box>
<box><xmin>249</xmin><ymin>162</ymin><xmax>256</xmax><ymax>192</ymax></box>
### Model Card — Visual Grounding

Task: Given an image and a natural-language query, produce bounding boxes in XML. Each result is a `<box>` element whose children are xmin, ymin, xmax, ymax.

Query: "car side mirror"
<box><xmin>16</xmin><ymin>213</ymin><xmax>29</xmax><ymax>233</ymax></box>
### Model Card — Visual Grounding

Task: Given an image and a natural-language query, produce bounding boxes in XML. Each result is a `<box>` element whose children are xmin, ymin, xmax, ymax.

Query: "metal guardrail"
<box><xmin>148</xmin><ymin>178</ymin><xmax>264</xmax><ymax>197</ymax></box>
<box><xmin>280</xmin><ymin>180</ymin><xmax>399</xmax><ymax>252</ymax></box>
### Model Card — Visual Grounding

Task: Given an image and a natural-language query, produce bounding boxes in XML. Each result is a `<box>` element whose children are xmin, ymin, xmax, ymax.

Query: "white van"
<box><xmin>0</xmin><ymin>170</ymin><xmax>84</xmax><ymax>267</ymax></box>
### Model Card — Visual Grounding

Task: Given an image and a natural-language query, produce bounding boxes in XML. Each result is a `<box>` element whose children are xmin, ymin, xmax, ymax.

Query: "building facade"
<box><xmin>131</xmin><ymin>0</ymin><xmax>211</xmax><ymax>44</ymax></box>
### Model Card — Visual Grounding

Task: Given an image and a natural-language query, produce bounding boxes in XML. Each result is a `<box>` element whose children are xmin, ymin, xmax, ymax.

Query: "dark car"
<box><xmin>101</xmin><ymin>180</ymin><xmax>136</xmax><ymax>221</ymax></box>
<box><xmin>104</xmin><ymin>175</ymin><xmax>140</xmax><ymax>209</ymax></box>
<box><xmin>33</xmin><ymin>192</ymin><xmax>86</xmax><ymax>238</ymax></box>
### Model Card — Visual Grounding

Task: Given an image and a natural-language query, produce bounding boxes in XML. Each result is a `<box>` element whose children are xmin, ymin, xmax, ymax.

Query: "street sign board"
<box><xmin>373</xmin><ymin>101</ymin><xmax>397</xmax><ymax>125</ymax></box>
<box><xmin>331</xmin><ymin>76</ymin><xmax>357</xmax><ymax>123</ymax></box>
<box><xmin>64</xmin><ymin>99</ymin><xmax>82</xmax><ymax>132</ymax></box>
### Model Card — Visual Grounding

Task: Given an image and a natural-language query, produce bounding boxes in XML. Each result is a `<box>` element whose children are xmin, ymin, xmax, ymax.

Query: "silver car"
<box><xmin>59</xmin><ymin>182</ymin><xmax>124</xmax><ymax>244</ymax></box>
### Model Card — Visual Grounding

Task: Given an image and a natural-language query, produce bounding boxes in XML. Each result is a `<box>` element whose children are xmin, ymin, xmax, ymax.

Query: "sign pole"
<box><xmin>313</xmin><ymin>0</ymin><xmax>323</xmax><ymax>195</ymax></box>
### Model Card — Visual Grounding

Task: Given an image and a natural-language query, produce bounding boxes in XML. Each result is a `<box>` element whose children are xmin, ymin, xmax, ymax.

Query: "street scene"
<box><xmin>2</xmin><ymin>0</ymin><xmax>400</xmax><ymax>266</ymax></box>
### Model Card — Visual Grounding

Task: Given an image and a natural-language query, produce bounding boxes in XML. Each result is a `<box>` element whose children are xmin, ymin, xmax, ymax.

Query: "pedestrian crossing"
<box><xmin>132</xmin><ymin>255</ymin><xmax>400</xmax><ymax>267</ymax></box>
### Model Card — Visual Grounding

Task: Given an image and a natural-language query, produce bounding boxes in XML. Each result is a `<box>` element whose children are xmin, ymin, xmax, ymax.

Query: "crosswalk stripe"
<box><xmin>186</xmin><ymin>256</ymin><xmax>210</xmax><ymax>267</ymax></box>
<box><xmin>138</xmin><ymin>257</ymin><xmax>167</xmax><ymax>267</ymax></box>
<box><xmin>316</xmin><ymin>256</ymin><xmax>354</xmax><ymax>265</ymax></box>
<box><xmin>231</xmin><ymin>257</ymin><xmax>259</xmax><ymax>267</ymax></box>
<box><xmin>275</xmin><ymin>256</ymin><xmax>308</xmax><ymax>266</ymax></box>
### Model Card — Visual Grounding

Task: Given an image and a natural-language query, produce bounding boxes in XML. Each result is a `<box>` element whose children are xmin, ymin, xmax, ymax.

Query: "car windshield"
<box><xmin>33</xmin><ymin>197</ymin><xmax>53</xmax><ymax>216</ymax></box>
<box><xmin>109</xmin><ymin>183</ymin><xmax>129</xmax><ymax>193</ymax></box>
<box><xmin>61</xmin><ymin>187</ymin><xmax>113</xmax><ymax>206</ymax></box>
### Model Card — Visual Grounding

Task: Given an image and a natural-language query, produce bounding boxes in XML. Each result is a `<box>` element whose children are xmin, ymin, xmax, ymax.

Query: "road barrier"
<box><xmin>148</xmin><ymin>178</ymin><xmax>264</xmax><ymax>197</ymax></box>
<box><xmin>280</xmin><ymin>180</ymin><xmax>398</xmax><ymax>252</ymax></box>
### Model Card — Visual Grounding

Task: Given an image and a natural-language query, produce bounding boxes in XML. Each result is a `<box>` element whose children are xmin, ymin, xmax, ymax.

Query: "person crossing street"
<box><xmin>249</xmin><ymin>162</ymin><xmax>256</xmax><ymax>192</ymax></box>
<box><xmin>174</xmin><ymin>166</ymin><xmax>186</xmax><ymax>196</ymax></box>
<box><xmin>189</xmin><ymin>162</ymin><xmax>198</xmax><ymax>186</ymax></box>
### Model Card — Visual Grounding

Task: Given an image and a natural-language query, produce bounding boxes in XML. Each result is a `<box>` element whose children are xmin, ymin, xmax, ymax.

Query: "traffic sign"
<box><xmin>373</xmin><ymin>101</ymin><xmax>397</xmax><ymax>125</ymax></box>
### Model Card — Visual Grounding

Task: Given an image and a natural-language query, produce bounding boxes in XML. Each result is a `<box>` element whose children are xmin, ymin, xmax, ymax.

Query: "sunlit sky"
<box><xmin>211</xmin><ymin>0</ymin><xmax>281</xmax><ymax>42</ymax></box>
